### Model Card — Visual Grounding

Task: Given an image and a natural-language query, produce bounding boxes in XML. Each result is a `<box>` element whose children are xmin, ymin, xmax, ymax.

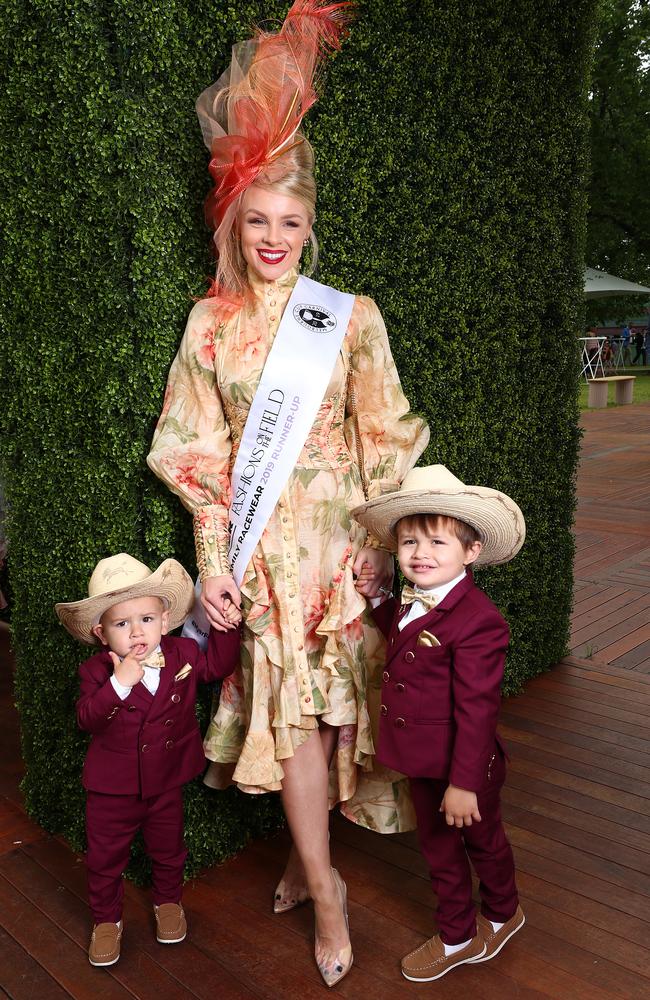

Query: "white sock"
<box><xmin>489</xmin><ymin>920</ymin><xmax>505</xmax><ymax>933</ymax></box>
<box><xmin>443</xmin><ymin>938</ymin><xmax>471</xmax><ymax>956</ymax></box>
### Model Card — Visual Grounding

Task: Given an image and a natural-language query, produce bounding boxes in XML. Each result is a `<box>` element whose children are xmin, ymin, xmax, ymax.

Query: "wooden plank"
<box><xmin>510</xmin><ymin>682</ymin><xmax>650</xmax><ymax>729</ymax></box>
<box><xmin>559</xmin><ymin>658</ymin><xmax>650</xmax><ymax>692</ymax></box>
<box><xmin>611</xmin><ymin>637</ymin><xmax>650</xmax><ymax>671</ymax></box>
<box><xmin>0</xmin><ymin>924</ymin><xmax>72</xmax><ymax>1000</ymax></box>
<box><xmin>500</xmin><ymin>712</ymin><xmax>650</xmax><ymax>768</ymax></box>
<box><xmin>507</xmin><ymin>823</ymin><xmax>650</xmax><ymax>899</ymax></box>
<box><xmin>506</xmin><ymin>805</ymin><xmax>650</xmax><ymax>877</ymax></box>
<box><xmin>0</xmin><ymin>872</ymin><xmax>135</xmax><ymax>1000</ymax></box>
<box><xmin>501</xmin><ymin>723</ymin><xmax>650</xmax><ymax>784</ymax></box>
<box><xmin>595</xmin><ymin>621</ymin><xmax>650</xmax><ymax>662</ymax></box>
<box><xmin>570</xmin><ymin>595</ymin><xmax>650</xmax><ymax>645</ymax></box>
<box><xmin>528</xmin><ymin>671</ymin><xmax>650</xmax><ymax>711</ymax></box>
<box><xmin>0</xmin><ymin>797</ymin><xmax>47</xmax><ymax>858</ymax></box>
<box><xmin>573</xmin><ymin>614</ymin><xmax>650</xmax><ymax>658</ymax></box>
<box><xmin>505</xmin><ymin>768</ymin><xmax>650</xmax><ymax>837</ymax></box>
<box><xmin>509</xmin><ymin>756</ymin><xmax>650</xmax><ymax>819</ymax></box>
<box><xmin>502</xmin><ymin>699</ymin><xmax>650</xmax><ymax>758</ymax></box>
<box><xmin>502</xmin><ymin>783</ymin><xmax>650</xmax><ymax>855</ymax></box>
<box><xmin>505</xmin><ymin>692</ymin><xmax>650</xmax><ymax>743</ymax></box>
<box><xmin>17</xmin><ymin>838</ymin><xmax>259</xmax><ymax>1000</ymax></box>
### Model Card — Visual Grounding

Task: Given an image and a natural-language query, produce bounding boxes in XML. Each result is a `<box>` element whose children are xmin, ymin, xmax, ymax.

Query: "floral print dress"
<box><xmin>147</xmin><ymin>268</ymin><xmax>429</xmax><ymax>832</ymax></box>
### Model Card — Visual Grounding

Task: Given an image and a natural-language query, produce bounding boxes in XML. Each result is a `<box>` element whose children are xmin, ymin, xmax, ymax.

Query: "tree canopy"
<box><xmin>587</xmin><ymin>0</ymin><xmax>650</xmax><ymax>303</ymax></box>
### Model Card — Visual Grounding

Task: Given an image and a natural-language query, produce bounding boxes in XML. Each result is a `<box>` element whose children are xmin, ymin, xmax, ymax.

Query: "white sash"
<box><xmin>229</xmin><ymin>275</ymin><xmax>354</xmax><ymax>584</ymax></box>
<box><xmin>182</xmin><ymin>274</ymin><xmax>354</xmax><ymax>647</ymax></box>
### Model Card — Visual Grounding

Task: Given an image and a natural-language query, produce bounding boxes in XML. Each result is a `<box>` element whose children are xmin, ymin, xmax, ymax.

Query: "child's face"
<box><xmin>92</xmin><ymin>595</ymin><xmax>169</xmax><ymax>660</ymax></box>
<box><xmin>396</xmin><ymin>519</ymin><xmax>481</xmax><ymax>590</ymax></box>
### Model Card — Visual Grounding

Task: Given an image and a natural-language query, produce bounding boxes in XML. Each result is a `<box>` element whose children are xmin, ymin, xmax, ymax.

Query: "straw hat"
<box><xmin>352</xmin><ymin>465</ymin><xmax>525</xmax><ymax>566</ymax></box>
<box><xmin>55</xmin><ymin>554</ymin><xmax>195</xmax><ymax>645</ymax></box>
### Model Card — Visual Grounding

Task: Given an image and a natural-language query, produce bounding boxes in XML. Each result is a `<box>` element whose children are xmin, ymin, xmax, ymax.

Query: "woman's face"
<box><xmin>239</xmin><ymin>185</ymin><xmax>312</xmax><ymax>282</ymax></box>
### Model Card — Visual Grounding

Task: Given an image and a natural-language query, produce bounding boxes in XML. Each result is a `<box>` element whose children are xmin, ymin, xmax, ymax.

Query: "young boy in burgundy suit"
<box><xmin>353</xmin><ymin>465</ymin><xmax>526</xmax><ymax>982</ymax></box>
<box><xmin>55</xmin><ymin>554</ymin><xmax>241</xmax><ymax>967</ymax></box>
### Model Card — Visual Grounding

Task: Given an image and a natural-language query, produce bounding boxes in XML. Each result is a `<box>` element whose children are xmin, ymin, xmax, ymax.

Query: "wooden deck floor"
<box><xmin>2</xmin><ymin>645</ymin><xmax>649</xmax><ymax>998</ymax></box>
<box><xmin>1</xmin><ymin>402</ymin><xmax>650</xmax><ymax>998</ymax></box>
<box><xmin>572</xmin><ymin>403</ymin><xmax>650</xmax><ymax>670</ymax></box>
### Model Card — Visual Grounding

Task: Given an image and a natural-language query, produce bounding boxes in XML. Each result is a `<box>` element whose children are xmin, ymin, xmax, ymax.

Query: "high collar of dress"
<box><xmin>248</xmin><ymin>266</ymin><xmax>299</xmax><ymax>302</ymax></box>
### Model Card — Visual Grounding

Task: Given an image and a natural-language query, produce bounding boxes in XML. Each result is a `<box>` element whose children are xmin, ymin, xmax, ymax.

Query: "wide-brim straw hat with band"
<box><xmin>352</xmin><ymin>465</ymin><xmax>526</xmax><ymax>567</ymax></box>
<box><xmin>55</xmin><ymin>554</ymin><xmax>195</xmax><ymax>646</ymax></box>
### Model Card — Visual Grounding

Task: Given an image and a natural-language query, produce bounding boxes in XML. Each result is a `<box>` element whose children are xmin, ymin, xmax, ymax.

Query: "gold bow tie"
<box><xmin>141</xmin><ymin>650</ymin><xmax>166</xmax><ymax>671</ymax></box>
<box><xmin>401</xmin><ymin>586</ymin><xmax>438</xmax><ymax>612</ymax></box>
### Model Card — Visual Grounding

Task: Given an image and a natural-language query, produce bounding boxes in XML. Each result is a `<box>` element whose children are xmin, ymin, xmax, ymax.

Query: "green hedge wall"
<box><xmin>0</xmin><ymin>0</ymin><xmax>597</xmax><ymax>875</ymax></box>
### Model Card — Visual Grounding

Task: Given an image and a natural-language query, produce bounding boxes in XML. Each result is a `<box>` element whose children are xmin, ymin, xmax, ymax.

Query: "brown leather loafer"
<box><xmin>154</xmin><ymin>902</ymin><xmax>187</xmax><ymax>943</ymax></box>
<box><xmin>401</xmin><ymin>932</ymin><xmax>485</xmax><ymax>982</ymax></box>
<box><xmin>471</xmin><ymin>906</ymin><xmax>525</xmax><ymax>962</ymax></box>
<box><xmin>88</xmin><ymin>920</ymin><xmax>122</xmax><ymax>966</ymax></box>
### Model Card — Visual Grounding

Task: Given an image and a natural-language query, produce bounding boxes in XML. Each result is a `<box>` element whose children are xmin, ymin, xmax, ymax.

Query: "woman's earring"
<box><xmin>303</xmin><ymin>238</ymin><xmax>310</xmax><ymax>246</ymax></box>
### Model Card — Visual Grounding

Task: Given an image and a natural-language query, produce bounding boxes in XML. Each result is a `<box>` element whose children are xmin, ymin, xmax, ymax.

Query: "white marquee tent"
<box><xmin>584</xmin><ymin>267</ymin><xmax>650</xmax><ymax>299</ymax></box>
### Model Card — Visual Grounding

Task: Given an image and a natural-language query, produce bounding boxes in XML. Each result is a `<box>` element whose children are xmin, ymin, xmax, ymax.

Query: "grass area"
<box><xmin>579</xmin><ymin>367</ymin><xmax>650</xmax><ymax>409</ymax></box>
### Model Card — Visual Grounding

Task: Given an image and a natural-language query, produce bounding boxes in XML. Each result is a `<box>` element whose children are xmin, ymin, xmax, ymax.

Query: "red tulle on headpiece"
<box><xmin>196</xmin><ymin>1</ymin><xmax>354</xmax><ymax>264</ymax></box>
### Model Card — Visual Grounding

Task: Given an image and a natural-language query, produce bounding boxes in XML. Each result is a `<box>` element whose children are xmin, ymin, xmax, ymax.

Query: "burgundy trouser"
<box><xmin>85</xmin><ymin>787</ymin><xmax>186</xmax><ymax>923</ymax></box>
<box><xmin>409</xmin><ymin>748</ymin><xmax>518</xmax><ymax>945</ymax></box>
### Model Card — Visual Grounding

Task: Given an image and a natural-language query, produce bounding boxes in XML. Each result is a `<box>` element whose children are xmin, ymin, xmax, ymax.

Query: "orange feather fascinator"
<box><xmin>196</xmin><ymin>1</ymin><xmax>354</xmax><ymax>292</ymax></box>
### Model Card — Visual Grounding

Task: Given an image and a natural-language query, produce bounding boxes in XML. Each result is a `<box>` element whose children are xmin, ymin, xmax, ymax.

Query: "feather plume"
<box><xmin>197</xmin><ymin>2</ymin><xmax>355</xmax><ymax>242</ymax></box>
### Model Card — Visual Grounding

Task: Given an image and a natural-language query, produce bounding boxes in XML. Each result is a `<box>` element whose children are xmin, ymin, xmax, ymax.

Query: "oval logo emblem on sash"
<box><xmin>293</xmin><ymin>303</ymin><xmax>337</xmax><ymax>331</ymax></box>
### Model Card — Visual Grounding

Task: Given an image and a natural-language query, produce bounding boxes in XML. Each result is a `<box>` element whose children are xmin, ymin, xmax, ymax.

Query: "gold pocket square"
<box><xmin>174</xmin><ymin>663</ymin><xmax>193</xmax><ymax>681</ymax></box>
<box><xmin>417</xmin><ymin>630</ymin><xmax>441</xmax><ymax>647</ymax></box>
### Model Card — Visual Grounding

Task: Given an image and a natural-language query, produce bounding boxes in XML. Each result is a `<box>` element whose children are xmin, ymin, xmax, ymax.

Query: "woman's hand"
<box><xmin>202</xmin><ymin>575</ymin><xmax>242</xmax><ymax>632</ymax></box>
<box><xmin>352</xmin><ymin>546</ymin><xmax>394</xmax><ymax>598</ymax></box>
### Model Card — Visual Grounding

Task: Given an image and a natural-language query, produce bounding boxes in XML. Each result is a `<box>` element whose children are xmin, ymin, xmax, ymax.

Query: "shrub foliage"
<box><xmin>0</xmin><ymin>1</ymin><xmax>597</xmax><ymax>874</ymax></box>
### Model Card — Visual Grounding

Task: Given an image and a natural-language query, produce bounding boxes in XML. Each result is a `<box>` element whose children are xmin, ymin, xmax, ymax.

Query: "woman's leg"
<box><xmin>280</xmin><ymin>723</ymin><xmax>349</xmax><ymax>960</ymax></box>
<box><xmin>275</xmin><ymin>722</ymin><xmax>338</xmax><ymax>904</ymax></box>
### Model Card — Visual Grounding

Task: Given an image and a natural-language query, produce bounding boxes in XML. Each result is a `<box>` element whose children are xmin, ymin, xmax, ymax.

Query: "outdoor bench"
<box><xmin>587</xmin><ymin>375</ymin><xmax>636</xmax><ymax>408</ymax></box>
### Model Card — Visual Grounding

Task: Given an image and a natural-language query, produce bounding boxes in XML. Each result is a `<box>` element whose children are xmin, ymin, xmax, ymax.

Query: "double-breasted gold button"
<box><xmin>141</xmin><ymin>744</ymin><xmax>150</xmax><ymax>753</ymax></box>
<box><xmin>127</xmin><ymin>705</ymin><xmax>137</xmax><ymax>712</ymax></box>
<box><xmin>382</xmin><ymin>670</ymin><xmax>390</xmax><ymax>682</ymax></box>
<box><xmin>165</xmin><ymin>740</ymin><xmax>174</xmax><ymax>750</ymax></box>
<box><xmin>380</xmin><ymin>704</ymin><xmax>387</xmax><ymax>716</ymax></box>
<box><xmin>171</xmin><ymin>694</ymin><xmax>180</xmax><ymax>704</ymax></box>
<box><xmin>395</xmin><ymin>717</ymin><xmax>406</xmax><ymax>728</ymax></box>
<box><xmin>164</xmin><ymin>719</ymin><xmax>173</xmax><ymax>727</ymax></box>
<box><xmin>395</xmin><ymin>682</ymin><xmax>405</xmax><ymax>693</ymax></box>
<box><xmin>404</xmin><ymin>651</ymin><xmax>415</xmax><ymax>663</ymax></box>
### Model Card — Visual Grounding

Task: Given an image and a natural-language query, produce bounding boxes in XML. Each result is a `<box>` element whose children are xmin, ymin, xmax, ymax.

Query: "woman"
<box><xmin>148</xmin><ymin>2</ymin><xmax>428</xmax><ymax>986</ymax></box>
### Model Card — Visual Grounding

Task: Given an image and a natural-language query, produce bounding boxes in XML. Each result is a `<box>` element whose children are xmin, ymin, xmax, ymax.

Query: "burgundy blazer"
<box><xmin>373</xmin><ymin>572</ymin><xmax>509</xmax><ymax>792</ymax></box>
<box><xmin>76</xmin><ymin>629</ymin><xmax>239</xmax><ymax>798</ymax></box>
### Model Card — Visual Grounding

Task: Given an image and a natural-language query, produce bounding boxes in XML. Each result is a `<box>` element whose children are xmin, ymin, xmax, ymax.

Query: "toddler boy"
<box><xmin>55</xmin><ymin>553</ymin><xmax>241</xmax><ymax>966</ymax></box>
<box><xmin>353</xmin><ymin>465</ymin><xmax>526</xmax><ymax>982</ymax></box>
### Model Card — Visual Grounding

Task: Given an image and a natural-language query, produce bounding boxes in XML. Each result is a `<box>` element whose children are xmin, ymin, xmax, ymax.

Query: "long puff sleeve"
<box><xmin>345</xmin><ymin>296</ymin><xmax>429</xmax><ymax>545</ymax></box>
<box><xmin>147</xmin><ymin>300</ymin><xmax>233</xmax><ymax>579</ymax></box>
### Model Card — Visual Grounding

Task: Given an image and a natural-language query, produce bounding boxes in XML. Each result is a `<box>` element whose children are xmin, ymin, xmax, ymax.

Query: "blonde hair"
<box><xmin>214</xmin><ymin>135</ymin><xmax>319</xmax><ymax>297</ymax></box>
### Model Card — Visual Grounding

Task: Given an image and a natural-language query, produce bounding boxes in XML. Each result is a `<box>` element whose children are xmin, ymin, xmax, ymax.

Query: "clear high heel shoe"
<box><xmin>273</xmin><ymin>879</ymin><xmax>310</xmax><ymax>914</ymax></box>
<box><xmin>315</xmin><ymin>868</ymin><xmax>353</xmax><ymax>988</ymax></box>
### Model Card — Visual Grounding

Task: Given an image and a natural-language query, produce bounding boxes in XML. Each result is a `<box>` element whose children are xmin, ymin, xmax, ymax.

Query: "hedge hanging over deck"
<box><xmin>0</xmin><ymin>0</ymin><xmax>597</xmax><ymax>876</ymax></box>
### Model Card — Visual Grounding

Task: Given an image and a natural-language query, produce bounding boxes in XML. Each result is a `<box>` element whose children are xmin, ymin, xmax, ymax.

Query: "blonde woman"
<box><xmin>148</xmin><ymin>2</ymin><xmax>428</xmax><ymax>986</ymax></box>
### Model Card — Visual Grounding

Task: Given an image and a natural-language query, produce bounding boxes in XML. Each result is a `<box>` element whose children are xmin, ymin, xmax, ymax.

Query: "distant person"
<box><xmin>621</xmin><ymin>324</ymin><xmax>632</xmax><ymax>365</ymax></box>
<box><xmin>631</xmin><ymin>329</ymin><xmax>647</xmax><ymax>366</ymax></box>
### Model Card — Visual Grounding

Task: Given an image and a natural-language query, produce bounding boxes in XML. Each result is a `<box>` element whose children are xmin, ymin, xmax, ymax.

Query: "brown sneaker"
<box><xmin>154</xmin><ymin>902</ymin><xmax>187</xmax><ymax>944</ymax></box>
<box><xmin>471</xmin><ymin>906</ymin><xmax>525</xmax><ymax>963</ymax></box>
<box><xmin>401</xmin><ymin>932</ymin><xmax>486</xmax><ymax>982</ymax></box>
<box><xmin>88</xmin><ymin>920</ymin><xmax>122</xmax><ymax>967</ymax></box>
